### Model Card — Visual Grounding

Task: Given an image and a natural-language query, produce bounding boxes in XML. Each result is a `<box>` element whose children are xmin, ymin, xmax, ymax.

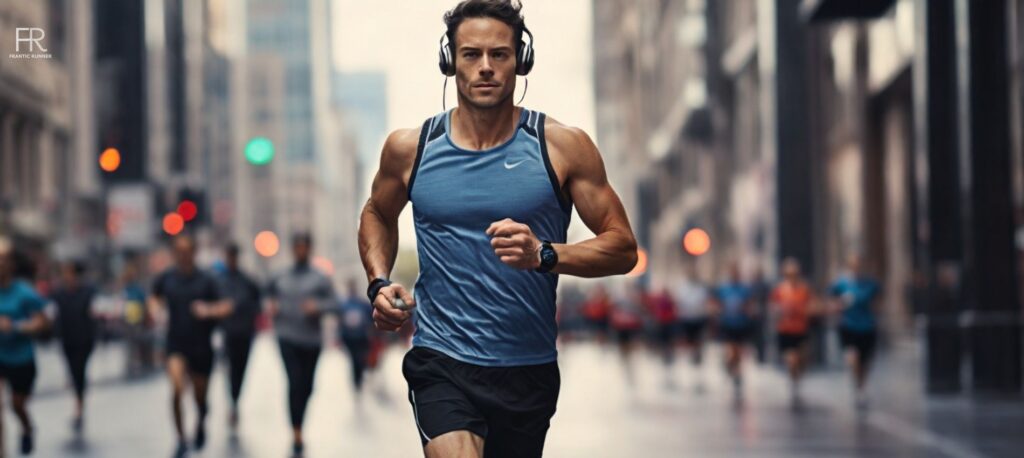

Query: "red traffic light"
<box><xmin>177</xmin><ymin>200</ymin><xmax>198</xmax><ymax>222</ymax></box>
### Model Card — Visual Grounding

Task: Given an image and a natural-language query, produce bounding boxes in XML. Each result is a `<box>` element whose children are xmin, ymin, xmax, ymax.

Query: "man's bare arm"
<box><xmin>358</xmin><ymin>128</ymin><xmax>418</xmax><ymax>281</ymax></box>
<box><xmin>549</xmin><ymin>124</ymin><xmax>638</xmax><ymax>277</ymax></box>
<box><xmin>358</xmin><ymin>127</ymin><xmax>420</xmax><ymax>331</ymax></box>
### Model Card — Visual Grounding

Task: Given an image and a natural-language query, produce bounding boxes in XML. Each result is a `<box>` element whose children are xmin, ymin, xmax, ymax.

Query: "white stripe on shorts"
<box><xmin>410</xmin><ymin>389</ymin><xmax>432</xmax><ymax>443</ymax></box>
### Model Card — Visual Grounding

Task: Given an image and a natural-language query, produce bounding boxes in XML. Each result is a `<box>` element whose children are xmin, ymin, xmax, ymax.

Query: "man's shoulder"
<box><xmin>542</xmin><ymin>115</ymin><xmax>592</xmax><ymax>149</ymax></box>
<box><xmin>540</xmin><ymin>115</ymin><xmax>601</xmax><ymax>171</ymax></box>
<box><xmin>383</xmin><ymin>126</ymin><xmax>424</xmax><ymax>157</ymax></box>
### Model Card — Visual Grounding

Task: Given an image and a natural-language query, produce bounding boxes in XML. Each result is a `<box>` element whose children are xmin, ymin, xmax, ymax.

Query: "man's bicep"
<box><xmin>365</xmin><ymin>130</ymin><xmax>416</xmax><ymax>221</ymax></box>
<box><xmin>567</xmin><ymin>147</ymin><xmax>631</xmax><ymax>236</ymax></box>
<box><xmin>366</xmin><ymin>168</ymin><xmax>409</xmax><ymax>222</ymax></box>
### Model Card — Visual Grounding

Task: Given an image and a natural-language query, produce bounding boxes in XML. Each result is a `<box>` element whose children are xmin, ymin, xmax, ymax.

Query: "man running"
<box><xmin>148</xmin><ymin>235</ymin><xmax>233</xmax><ymax>457</ymax></box>
<box><xmin>769</xmin><ymin>257</ymin><xmax>817</xmax><ymax>406</ymax></box>
<box><xmin>0</xmin><ymin>243</ymin><xmax>48</xmax><ymax>455</ymax></box>
<box><xmin>338</xmin><ymin>279</ymin><xmax>374</xmax><ymax>399</ymax></box>
<box><xmin>828</xmin><ymin>254</ymin><xmax>880</xmax><ymax>409</ymax></box>
<box><xmin>358</xmin><ymin>1</ymin><xmax>637</xmax><ymax>456</ymax></box>
<box><xmin>217</xmin><ymin>243</ymin><xmax>262</xmax><ymax>432</ymax></box>
<box><xmin>711</xmin><ymin>263</ymin><xmax>755</xmax><ymax>400</ymax></box>
<box><xmin>673</xmin><ymin>263</ymin><xmax>710</xmax><ymax>391</ymax></box>
<box><xmin>266</xmin><ymin>232</ymin><xmax>335</xmax><ymax>457</ymax></box>
<box><xmin>49</xmin><ymin>260</ymin><xmax>99</xmax><ymax>433</ymax></box>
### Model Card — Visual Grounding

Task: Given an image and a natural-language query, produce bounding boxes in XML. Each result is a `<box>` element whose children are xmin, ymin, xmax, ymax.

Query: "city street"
<box><xmin>9</xmin><ymin>335</ymin><xmax>1023</xmax><ymax>458</ymax></box>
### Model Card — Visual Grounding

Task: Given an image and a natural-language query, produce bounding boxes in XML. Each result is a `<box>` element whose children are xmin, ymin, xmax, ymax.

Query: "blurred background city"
<box><xmin>1</xmin><ymin>0</ymin><xmax>1023</xmax><ymax>456</ymax></box>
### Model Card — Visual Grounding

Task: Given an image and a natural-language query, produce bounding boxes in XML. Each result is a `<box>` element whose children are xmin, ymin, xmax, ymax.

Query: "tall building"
<box><xmin>1</xmin><ymin>0</ymin><xmax>100</xmax><ymax>263</ymax></box>
<box><xmin>241</xmin><ymin>0</ymin><xmax>358</xmax><ymax>278</ymax></box>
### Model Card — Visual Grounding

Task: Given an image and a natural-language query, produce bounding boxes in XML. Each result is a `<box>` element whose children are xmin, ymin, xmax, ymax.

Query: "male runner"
<box><xmin>217</xmin><ymin>243</ymin><xmax>262</xmax><ymax>432</ymax></box>
<box><xmin>769</xmin><ymin>257</ymin><xmax>817</xmax><ymax>406</ymax></box>
<box><xmin>711</xmin><ymin>263</ymin><xmax>755</xmax><ymax>400</ymax></box>
<box><xmin>358</xmin><ymin>1</ymin><xmax>637</xmax><ymax>456</ymax></box>
<box><xmin>148</xmin><ymin>235</ymin><xmax>233</xmax><ymax>457</ymax></box>
<box><xmin>266</xmin><ymin>232</ymin><xmax>335</xmax><ymax>457</ymax></box>
<box><xmin>828</xmin><ymin>254</ymin><xmax>880</xmax><ymax>409</ymax></box>
<box><xmin>49</xmin><ymin>261</ymin><xmax>99</xmax><ymax>433</ymax></box>
<box><xmin>0</xmin><ymin>243</ymin><xmax>48</xmax><ymax>455</ymax></box>
<box><xmin>673</xmin><ymin>263</ymin><xmax>711</xmax><ymax>391</ymax></box>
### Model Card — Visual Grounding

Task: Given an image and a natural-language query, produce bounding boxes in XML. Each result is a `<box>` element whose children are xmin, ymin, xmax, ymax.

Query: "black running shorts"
<box><xmin>402</xmin><ymin>346</ymin><xmax>560</xmax><ymax>458</ymax></box>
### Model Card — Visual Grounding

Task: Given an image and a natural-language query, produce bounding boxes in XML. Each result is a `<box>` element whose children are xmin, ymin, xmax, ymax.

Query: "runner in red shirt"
<box><xmin>769</xmin><ymin>257</ymin><xmax>819</xmax><ymax>406</ymax></box>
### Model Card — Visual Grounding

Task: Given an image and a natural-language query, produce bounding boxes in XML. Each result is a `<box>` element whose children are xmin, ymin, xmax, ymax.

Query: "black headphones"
<box><xmin>438</xmin><ymin>25</ymin><xmax>535</xmax><ymax>77</ymax></box>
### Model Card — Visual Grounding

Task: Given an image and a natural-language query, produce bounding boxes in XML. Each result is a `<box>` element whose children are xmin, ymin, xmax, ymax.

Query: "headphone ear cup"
<box><xmin>517</xmin><ymin>40</ymin><xmax>534</xmax><ymax>76</ymax></box>
<box><xmin>439</xmin><ymin>41</ymin><xmax>455</xmax><ymax>76</ymax></box>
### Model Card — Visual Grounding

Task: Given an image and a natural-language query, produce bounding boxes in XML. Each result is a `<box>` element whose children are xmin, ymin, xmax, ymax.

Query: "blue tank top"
<box><xmin>408</xmin><ymin>108</ymin><xmax>572</xmax><ymax>367</ymax></box>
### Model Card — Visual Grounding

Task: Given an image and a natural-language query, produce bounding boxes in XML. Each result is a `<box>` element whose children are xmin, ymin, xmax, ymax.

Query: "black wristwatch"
<box><xmin>367</xmin><ymin>277</ymin><xmax>392</xmax><ymax>302</ymax></box>
<box><xmin>534</xmin><ymin>240</ymin><xmax>558</xmax><ymax>273</ymax></box>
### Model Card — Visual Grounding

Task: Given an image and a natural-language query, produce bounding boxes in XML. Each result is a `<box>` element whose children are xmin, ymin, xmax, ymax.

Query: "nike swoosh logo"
<box><xmin>504</xmin><ymin>160</ymin><xmax>527</xmax><ymax>169</ymax></box>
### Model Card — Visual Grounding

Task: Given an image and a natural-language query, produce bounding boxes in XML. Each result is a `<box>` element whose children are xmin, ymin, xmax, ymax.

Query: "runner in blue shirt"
<box><xmin>0</xmin><ymin>245</ymin><xmax>49</xmax><ymax>455</ymax></box>
<box><xmin>828</xmin><ymin>254</ymin><xmax>881</xmax><ymax>409</ymax></box>
<box><xmin>711</xmin><ymin>263</ymin><xmax>755</xmax><ymax>400</ymax></box>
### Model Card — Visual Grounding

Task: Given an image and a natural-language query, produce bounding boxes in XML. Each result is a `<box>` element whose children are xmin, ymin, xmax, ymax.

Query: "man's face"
<box><xmin>61</xmin><ymin>263</ymin><xmax>78</xmax><ymax>284</ymax></box>
<box><xmin>453</xmin><ymin>17</ymin><xmax>518</xmax><ymax>109</ymax></box>
<box><xmin>173</xmin><ymin>237</ymin><xmax>196</xmax><ymax>268</ymax></box>
<box><xmin>293</xmin><ymin>241</ymin><xmax>311</xmax><ymax>263</ymax></box>
<box><xmin>782</xmin><ymin>260</ymin><xmax>800</xmax><ymax>280</ymax></box>
<box><xmin>848</xmin><ymin>255</ymin><xmax>862</xmax><ymax>277</ymax></box>
<box><xmin>728</xmin><ymin>264</ymin><xmax>741</xmax><ymax>282</ymax></box>
<box><xmin>225</xmin><ymin>251</ymin><xmax>238</xmax><ymax>270</ymax></box>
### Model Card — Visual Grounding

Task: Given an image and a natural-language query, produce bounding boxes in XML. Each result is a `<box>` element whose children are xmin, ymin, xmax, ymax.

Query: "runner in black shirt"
<box><xmin>216</xmin><ymin>243</ymin><xmax>262</xmax><ymax>433</ymax></box>
<box><xmin>148</xmin><ymin>235</ymin><xmax>233</xmax><ymax>457</ymax></box>
<box><xmin>49</xmin><ymin>261</ymin><xmax>98</xmax><ymax>434</ymax></box>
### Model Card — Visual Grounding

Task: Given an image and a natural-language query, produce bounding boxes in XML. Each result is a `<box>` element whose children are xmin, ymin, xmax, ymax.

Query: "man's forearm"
<box><xmin>210</xmin><ymin>300</ymin><xmax>234</xmax><ymax>319</ymax></box>
<box><xmin>359</xmin><ymin>204</ymin><xmax>400</xmax><ymax>281</ymax></box>
<box><xmin>551</xmin><ymin>229</ymin><xmax>637</xmax><ymax>277</ymax></box>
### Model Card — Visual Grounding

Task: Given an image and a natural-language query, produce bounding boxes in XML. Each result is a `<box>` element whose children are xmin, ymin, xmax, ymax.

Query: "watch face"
<box><xmin>542</xmin><ymin>245</ymin><xmax>557</xmax><ymax>266</ymax></box>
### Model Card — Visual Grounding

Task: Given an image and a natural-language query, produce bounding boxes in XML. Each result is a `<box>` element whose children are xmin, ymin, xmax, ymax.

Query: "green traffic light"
<box><xmin>245</xmin><ymin>137</ymin><xmax>274</xmax><ymax>165</ymax></box>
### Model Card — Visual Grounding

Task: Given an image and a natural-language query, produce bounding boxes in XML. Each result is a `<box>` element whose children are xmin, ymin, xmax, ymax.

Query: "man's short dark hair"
<box><xmin>225</xmin><ymin>243</ymin><xmax>240</xmax><ymax>257</ymax></box>
<box><xmin>444</xmin><ymin>0</ymin><xmax>526</xmax><ymax>48</ymax></box>
<box><xmin>292</xmin><ymin>232</ymin><xmax>313</xmax><ymax>247</ymax></box>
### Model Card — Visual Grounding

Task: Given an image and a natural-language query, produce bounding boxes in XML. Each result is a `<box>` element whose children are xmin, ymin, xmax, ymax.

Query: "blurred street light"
<box><xmin>99</xmin><ymin>148</ymin><xmax>121</xmax><ymax>172</ymax></box>
<box><xmin>177</xmin><ymin>200</ymin><xmax>198</xmax><ymax>222</ymax></box>
<box><xmin>312</xmin><ymin>255</ymin><xmax>335</xmax><ymax>276</ymax></box>
<box><xmin>162</xmin><ymin>212</ymin><xmax>185</xmax><ymax>235</ymax></box>
<box><xmin>683</xmin><ymin>228</ymin><xmax>711</xmax><ymax>256</ymax></box>
<box><xmin>254</xmin><ymin>231</ymin><xmax>280</xmax><ymax>257</ymax></box>
<box><xmin>245</xmin><ymin>137</ymin><xmax>275</xmax><ymax>165</ymax></box>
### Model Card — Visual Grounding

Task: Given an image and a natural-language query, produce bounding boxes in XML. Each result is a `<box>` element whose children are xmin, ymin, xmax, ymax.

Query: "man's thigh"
<box><xmin>425</xmin><ymin>430</ymin><xmax>484</xmax><ymax>458</ymax></box>
<box><xmin>479</xmin><ymin>364</ymin><xmax>560</xmax><ymax>458</ymax></box>
<box><xmin>403</xmin><ymin>348</ymin><xmax>489</xmax><ymax>446</ymax></box>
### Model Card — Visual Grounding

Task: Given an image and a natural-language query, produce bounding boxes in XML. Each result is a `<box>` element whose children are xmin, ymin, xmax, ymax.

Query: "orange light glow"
<box><xmin>683</xmin><ymin>228</ymin><xmax>711</xmax><ymax>256</ymax></box>
<box><xmin>254</xmin><ymin>231</ymin><xmax>280</xmax><ymax>258</ymax></box>
<box><xmin>162</xmin><ymin>213</ymin><xmax>185</xmax><ymax>235</ymax></box>
<box><xmin>99</xmin><ymin>148</ymin><xmax>121</xmax><ymax>172</ymax></box>
<box><xmin>627</xmin><ymin>247</ymin><xmax>648</xmax><ymax>277</ymax></box>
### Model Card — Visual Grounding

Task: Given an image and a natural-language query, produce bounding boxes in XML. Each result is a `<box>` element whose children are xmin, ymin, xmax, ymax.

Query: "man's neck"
<box><xmin>451</xmin><ymin>100</ymin><xmax>520</xmax><ymax>150</ymax></box>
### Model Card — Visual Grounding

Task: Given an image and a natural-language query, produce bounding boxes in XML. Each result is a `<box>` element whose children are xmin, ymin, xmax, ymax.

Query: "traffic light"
<box><xmin>245</xmin><ymin>137</ymin><xmax>275</xmax><ymax>165</ymax></box>
<box><xmin>99</xmin><ymin>148</ymin><xmax>121</xmax><ymax>172</ymax></box>
<box><xmin>176</xmin><ymin>188</ymin><xmax>207</xmax><ymax>225</ymax></box>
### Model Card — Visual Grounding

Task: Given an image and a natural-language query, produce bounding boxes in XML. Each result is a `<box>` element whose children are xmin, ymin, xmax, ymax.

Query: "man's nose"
<box><xmin>479</xmin><ymin>56</ymin><xmax>494</xmax><ymax>75</ymax></box>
